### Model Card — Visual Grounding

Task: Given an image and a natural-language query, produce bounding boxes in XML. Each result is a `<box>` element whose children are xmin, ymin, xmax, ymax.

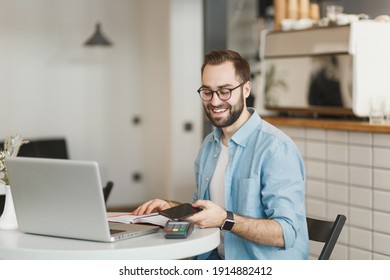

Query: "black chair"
<box><xmin>307</xmin><ymin>214</ymin><xmax>347</xmax><ymax>260</ymax></box>
<box><xmin>103</xmin><ymin>181</ymin><xmax>114</xmax><ymax>203</ymax></box>
<box><xmin>17</xmin><ymin>138</ymin><xmax>69</xmax><ymax>159</ymax></box>
<box><xmin>0</xmin><ymin>195</ymin><xmax>5</xmax><ymax>216</ymax></box>
<box><xmin>0</xmin><ymin>138</ymin><xmax>69</xmax><ymax>160</ymax></box>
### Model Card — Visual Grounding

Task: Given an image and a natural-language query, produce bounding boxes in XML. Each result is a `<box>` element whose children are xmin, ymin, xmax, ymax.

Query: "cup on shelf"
<box><xmin>326</xmin><ymin>5</ymin><xmax>343</xmax><ymax>24</ymax></box>
<box><xmin>384</xmin><ymin>98</ymin><xmax>390</xmax><ymax>125</ymax></box>
<box><xmin>369</xmin><ymin>95</ymin><xmax>385</xmax><ymax>125</ymax></box>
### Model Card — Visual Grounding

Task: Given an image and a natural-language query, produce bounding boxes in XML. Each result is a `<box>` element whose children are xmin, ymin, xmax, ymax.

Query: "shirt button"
<box><xmin>214</xmin><ymin>154</ymin><xmax>217</xmax><ymax>158</ymax></box>
<box><xmin>206</xmin><ymin>178</ymin><xmax>209</xmax><ymax>182</ymax></box>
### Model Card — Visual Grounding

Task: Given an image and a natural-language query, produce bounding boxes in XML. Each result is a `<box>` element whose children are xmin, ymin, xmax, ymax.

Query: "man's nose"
<box><xmin>209</xmin><ymin>92</ymin><xmax>223</xmax><ymax>105</ymax></box>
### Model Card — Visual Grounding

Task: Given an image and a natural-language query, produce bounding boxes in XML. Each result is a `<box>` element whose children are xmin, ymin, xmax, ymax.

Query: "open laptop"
<box><xmin>5</xmin><ymin>157</ymin><xmax>159</xmax><ymax>242</ymax></box>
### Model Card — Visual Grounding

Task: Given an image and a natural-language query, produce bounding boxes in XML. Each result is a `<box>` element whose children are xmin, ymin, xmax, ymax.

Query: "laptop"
<box><xmin>5</xmin><ymin>157</ymin><xmax>159</xmax><ymax>242</ymax></box>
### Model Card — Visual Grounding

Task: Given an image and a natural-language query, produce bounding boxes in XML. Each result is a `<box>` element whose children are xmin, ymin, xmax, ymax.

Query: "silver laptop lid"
<box><xmin>6</xmin><ymin>157</ymin><xmax>114</xmax><ymax>242</ymax></box>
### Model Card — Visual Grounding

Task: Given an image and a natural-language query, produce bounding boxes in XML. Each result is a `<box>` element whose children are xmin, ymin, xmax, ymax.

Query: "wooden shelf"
<box><xmin>262</xmin><ymin>117</ymin><xmax>390</xmax><ymax>134</ymax></box>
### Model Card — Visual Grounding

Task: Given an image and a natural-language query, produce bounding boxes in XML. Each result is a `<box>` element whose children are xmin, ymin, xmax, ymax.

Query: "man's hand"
<box><xmin>189</xmin><ymin>200</ymin><xmax>284</xmax><ymax>247</ymax></box>
<box><xmin>187</xmin><ymin>200</ymin><xmax>227</xmax><ymax>228</ymax></box>
<box><xmin>132</xmin><ymin>199</ymin><xmax>178</xmax><ymax>215</ymax></box>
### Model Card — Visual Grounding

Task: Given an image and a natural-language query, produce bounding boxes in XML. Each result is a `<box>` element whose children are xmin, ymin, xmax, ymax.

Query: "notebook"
<box><xmin>5</xmin><ymin>157</ymin><xmax>159</xmax><ymax>242</ymax></box>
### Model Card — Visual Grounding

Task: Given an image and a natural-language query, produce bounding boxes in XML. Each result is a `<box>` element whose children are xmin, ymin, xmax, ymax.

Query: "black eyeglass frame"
<box><xmin>197</xmin><ymin>82</ymin><xmax>246</xmax><ymax>101</ymax></box>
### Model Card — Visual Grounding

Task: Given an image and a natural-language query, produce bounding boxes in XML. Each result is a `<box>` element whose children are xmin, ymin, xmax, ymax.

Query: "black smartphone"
<box><xmin>159</xmin><ymin>203</ymin><xmax>202</xmax><ymax>220</ymax></box>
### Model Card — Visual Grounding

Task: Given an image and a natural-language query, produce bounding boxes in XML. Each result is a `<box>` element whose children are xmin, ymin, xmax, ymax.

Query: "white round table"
<box><xmin>0</xmin><ymin>227</ymin><xmax>220</xmax><ymax>259</ymax></box>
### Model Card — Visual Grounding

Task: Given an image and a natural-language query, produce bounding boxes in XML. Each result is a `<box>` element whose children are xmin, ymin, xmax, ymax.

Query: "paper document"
<box><xmin>107</xmin><ymin>212</ymin><xmax>170</xmax><ymax>227</ymax></box>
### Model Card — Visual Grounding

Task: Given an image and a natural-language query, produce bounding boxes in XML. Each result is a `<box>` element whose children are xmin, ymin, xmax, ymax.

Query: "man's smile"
<box><xmin>212</xmin><ymin>107</ymin><xmax>227</xmax><ymax>113</ymax></box>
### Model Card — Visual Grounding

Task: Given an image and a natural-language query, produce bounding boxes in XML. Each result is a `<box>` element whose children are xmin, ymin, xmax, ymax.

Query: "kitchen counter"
<box><xmin>262</xmin><ymin>117</ymin><xmax>390</xmax><ymax>134</ymax></box>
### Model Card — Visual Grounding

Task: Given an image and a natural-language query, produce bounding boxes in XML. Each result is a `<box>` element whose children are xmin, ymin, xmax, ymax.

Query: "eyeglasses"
<box><xmin>197</xmin><ymin>82</ymin><xmax>246</xmax><ymax>101</ymax></box>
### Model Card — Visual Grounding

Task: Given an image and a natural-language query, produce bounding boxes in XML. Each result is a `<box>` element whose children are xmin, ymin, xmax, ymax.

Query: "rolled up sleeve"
<box><xmin>262</xmin><ymin>140</ymin><xmax>306</xmax><ymax>249</ymax></box>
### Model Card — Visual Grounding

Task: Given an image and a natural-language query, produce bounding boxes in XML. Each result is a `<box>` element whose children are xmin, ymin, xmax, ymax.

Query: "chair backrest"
<box><xmin>103</xmin><ymin>181</ymin><xmax>114</xmax><ymax>203</ymax></box>
<box><xmin>0</xmin><ymin>195</ymin><xmax>5</xmax><ymax>216</ymax></box>
<box><xmin>15</xmin><ymin>138</ymin><xmax>69</xmax><ymax>159</ymax></box>
<box><xmin>306</xmin><ymin>214</ymin><xmax>347</xmax><ymax>260</ymax></box>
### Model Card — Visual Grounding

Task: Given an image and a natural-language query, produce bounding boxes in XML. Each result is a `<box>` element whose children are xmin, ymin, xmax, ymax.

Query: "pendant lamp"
<box><xmin>84</xmin><ymin>22</ymin><xmax>112</xmax><ymax>46</ymax></box>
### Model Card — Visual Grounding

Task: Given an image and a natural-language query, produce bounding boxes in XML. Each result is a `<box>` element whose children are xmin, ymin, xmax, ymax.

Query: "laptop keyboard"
<box><xmin>110</xmin><ymin>229</ymin><xmax>126</xmax><ymax>235</ymax></box>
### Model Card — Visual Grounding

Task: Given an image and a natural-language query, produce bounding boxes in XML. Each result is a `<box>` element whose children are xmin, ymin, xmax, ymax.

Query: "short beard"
<box><xmin>204</xmin><ymin>93</ymin><xmax>245</xmax><ymax>128</ymax></box>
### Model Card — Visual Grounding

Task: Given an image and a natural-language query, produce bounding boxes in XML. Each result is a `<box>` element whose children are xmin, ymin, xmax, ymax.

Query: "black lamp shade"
<box><xmin>85</xmin><ymin>22</ymin><xmax>112</xmax><ymax>46</ymax></box>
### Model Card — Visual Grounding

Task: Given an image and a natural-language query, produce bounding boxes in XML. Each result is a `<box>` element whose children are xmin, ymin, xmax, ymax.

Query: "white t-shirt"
<box><xmin>209</xmin><ymin>143</ymin><xmax>228</xmax><ymax>259</ymax></box>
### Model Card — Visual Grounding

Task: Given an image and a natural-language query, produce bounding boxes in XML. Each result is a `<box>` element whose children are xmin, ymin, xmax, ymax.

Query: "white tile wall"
<box><xmin>307</xmin><ymin>141</ymin><xmax>326</xmax><ymax>160</ymax></box>
<box><xmin>373</xmin><ymin>169</ymin><xmax>390</xmax><ymax>191</ymax></box>
<box><xmin>327</xmin><ymin>163</ymin><xmax>348</xmax><ymax>184</ymax></box>
<box><xmin>373</xmin><ymin>147</ymin><xmax>390</xmax><ymax>168</ymax></box>
<box><xmin>277</xmin><ymin>126</ymin><xmax>390</xmax><ymax>260</ymax></box>
<box><xmin>373</xmin><ymin>232</ymin><xmax>390</xmax><ymax>255</ymax></box>
<box><xmin>373</xmin><ymin>190</ymin><xmax>390</xmax><ymax>212</ymax></box>
<box><xmin>309</xmin><ymin>241</ymin><xmax>323</xmax><ymax>259</ymax></box>
<box><xmin>350</xmin><ymin>247</ymin><xmax>372</xmax><ymax>260</ymax></box>
<box><xmin>373</xmin><ymin>211</ymin><xmax>390</xmax><ymax>234</ymax></box>
<box><xmin>306</xmin><ymin>160</ymin><xmax>326</xmax><ymax>180</ymax></box>
<box><xmin>306</xmin><ymin>179</ymin><xmax>326</xmax><ymax>199</ymax></box>
<box><xmin>328</xmin><ymin>183</ymin><xmax>348</xmax><ymax>204</ymax></box>
<box><xmin>279</xmin><ymin>126</ymin><xmax>305</xmax><ymax>139</ymax></box>
<box><xmin>331</xmin><ymin>244</ymin><xmax>349</xmax><ymax>260</ymax></box>
<box><xmin>373</xmin><ymin>253</ymin><xmax>390</xmax><ymax>260</ymax></box>
<box><xmin>349</xmin><ymin>227</ymin><xmax>372</xmax><ymax>250</ymax></box>
<box><xmin>327</xmin><ymin>143</ymin><xmax>348</xmax><ymax>163</ymax></box>
<box><xmin>349</xmin><ymin>207</ymin><xmax>372</xmax><ymax>229</ymax></box>
<box><xmin>349</xmin><ymin>166</ymin><xmax>372</xmax><ymax>187</ymax></box>
<box><xmin>306</xmin><ymin>128</ymin><xmax>326</xmax><ymax>140</ymax></box>
<box><xmin>349</xmin><ymin>186</ymin><xmax>372</xmax><ymax>208</ymax></box>
<box><xmin>306</xmin><ymin>198</ymin><xmax>327</xmax><ymax>219</ymax></box>
<box><xmin>349</xmin><ymin>132</ymin><xmax>372</xmax><ymax>145</ymax></box>
<box><xmin>349</xmin><ymin>145</ymin><xmax>372</xmax><ymax>166</ymax></box>
<box><xmin>373</xmin><ymin>133</ymin><xmax>390</xmax><ymax>147</ymax></box>
<box><xmin>327</xmin><ymin>130</ymin><xmax>348</xmax><ymax>143</ymax></box>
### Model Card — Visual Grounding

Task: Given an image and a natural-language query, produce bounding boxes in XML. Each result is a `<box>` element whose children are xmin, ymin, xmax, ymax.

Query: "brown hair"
<box><xmin>201</xmin><ymin>50</ymin><xmax>250</xmax><ymax>83</ymax></box>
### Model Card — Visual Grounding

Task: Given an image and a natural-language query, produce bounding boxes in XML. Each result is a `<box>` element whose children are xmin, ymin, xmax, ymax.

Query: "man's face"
<box><xmin>201</xmin><ymin>62</ymin><xmax>248</xmax><ymax>128</ymax></box>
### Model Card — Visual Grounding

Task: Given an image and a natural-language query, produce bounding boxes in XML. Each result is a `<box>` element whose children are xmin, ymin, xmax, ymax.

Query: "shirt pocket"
<box><xmin>233</xmin><ymin>177</ymin><xmax>262</xmax><ymax>217</ymax></box>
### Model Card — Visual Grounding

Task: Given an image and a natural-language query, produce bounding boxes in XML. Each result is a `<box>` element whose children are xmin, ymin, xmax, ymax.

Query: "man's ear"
<box><xmin>243</xmin><ymin>81</ymin><xmax>251</xmax><ymax>98</ymax></box>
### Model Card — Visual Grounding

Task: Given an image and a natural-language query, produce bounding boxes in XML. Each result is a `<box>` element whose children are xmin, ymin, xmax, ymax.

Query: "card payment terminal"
<box><xmin>163</xmin><ymin>220</ymin><xmax>194</xmax><ymax>239</ymax></box>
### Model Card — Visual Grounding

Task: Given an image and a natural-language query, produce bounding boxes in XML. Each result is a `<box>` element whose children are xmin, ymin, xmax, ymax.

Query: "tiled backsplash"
<box><xmin>278</xmin><ymin>126</ymin><xmax>390</xmax><ymax>260</ymax></box>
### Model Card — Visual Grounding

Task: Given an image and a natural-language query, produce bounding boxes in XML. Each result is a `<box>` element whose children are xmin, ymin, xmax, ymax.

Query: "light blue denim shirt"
<box><xmin>193</xmin><ymin>108</ymin><xmax>309</xmax><ymax>260</ymax></box>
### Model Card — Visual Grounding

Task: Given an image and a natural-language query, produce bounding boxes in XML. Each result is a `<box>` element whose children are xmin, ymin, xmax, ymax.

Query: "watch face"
<box><xmin>222</xmin><ymin>220</ymin><xmax>234</xmax><ymax>231</ymax></box>
<box><xmin>221</xmin><ymin>211</ymin><xmax>234</xmax><ymax>231</ymax></box>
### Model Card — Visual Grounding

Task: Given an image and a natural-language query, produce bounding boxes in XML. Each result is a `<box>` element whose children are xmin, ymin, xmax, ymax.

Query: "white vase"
<box><xmin>0</xmin><ymin>185</ymin><xmax>18</xmax><ymax>230</ymax></box>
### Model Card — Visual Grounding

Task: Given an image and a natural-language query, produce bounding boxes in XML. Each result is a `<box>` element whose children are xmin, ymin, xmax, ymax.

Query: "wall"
<box><xmin>169</xmin><ymin>0</ymin><xmax>204</xmax><ymax>201</ymax></box>
<box><xmin>0</xmin><ymin>0</ymin><xmax>203</xmax><ymax>207</ymax></box>
<box><xmin>329</xmin><ymin>0</ymin><xmax>390</xmax><ymax>18</ymax></box>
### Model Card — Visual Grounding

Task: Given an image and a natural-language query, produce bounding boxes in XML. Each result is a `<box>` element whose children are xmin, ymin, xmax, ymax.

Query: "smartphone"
<box><xmin>159</xmin><ymin>203</ymin><xmax>202</xmax><ymax>220</ymax></box>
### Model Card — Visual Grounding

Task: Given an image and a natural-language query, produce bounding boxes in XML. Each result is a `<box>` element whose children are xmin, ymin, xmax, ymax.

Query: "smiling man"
<box><xmin>134</xmin><ymin>50</ymin><xmax>309</xmax><ymax>260</ymax></box>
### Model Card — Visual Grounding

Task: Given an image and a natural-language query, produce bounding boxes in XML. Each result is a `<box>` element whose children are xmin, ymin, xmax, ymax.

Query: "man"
<box><xmin>133</xmin><ymin>50</ymin><xmax>309</xmax><ymax>260</ymax></box>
